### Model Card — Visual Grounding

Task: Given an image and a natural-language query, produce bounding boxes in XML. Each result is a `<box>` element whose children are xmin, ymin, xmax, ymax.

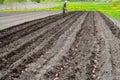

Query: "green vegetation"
<box><xmin>0</xmin><ymin>0</ymin><xmax>120</xmax><ymax>4</ymax></box>
<box><xmin>44</xmin><ymin>2</ymin><xmax>120</xmax><ymax>20</ymax></box>
<box><xmin>1</xmin><ymin>0</ymin><xmax>28</xmax><ymax>3</ymax></box>
<box><xmin>0</xmin><ymin>0</ymin><xmax>120</xmax><ymax>20</ymax></box>
<box><xmin>0</xmin><ymin>0</ymin><xmax>4</xmax><ymax>4</ymax></box>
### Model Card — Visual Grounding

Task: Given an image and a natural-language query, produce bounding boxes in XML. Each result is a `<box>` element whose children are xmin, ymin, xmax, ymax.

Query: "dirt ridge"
<box><xmin>0</xmin><ymin>11</ymin><xmax>120</xmax><ymax>80</ymax></box>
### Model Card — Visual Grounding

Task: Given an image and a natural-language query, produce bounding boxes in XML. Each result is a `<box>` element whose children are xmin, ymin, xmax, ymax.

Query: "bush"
<box><xmin>31</xmin><ymin>0</ymin><xmax>40</xmax><ymax>3</ymax></box>
<box><xmin>0</xmin><ymin>0</ymin><xmax>4</xmax><ymax>4</ymax></box>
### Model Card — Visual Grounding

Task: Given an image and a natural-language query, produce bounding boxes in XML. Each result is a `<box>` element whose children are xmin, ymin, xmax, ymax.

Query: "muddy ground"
<box><xmin>0</xmin><ymin>11</ymin><xmax>120</xmax><ymax>80</ymax></box>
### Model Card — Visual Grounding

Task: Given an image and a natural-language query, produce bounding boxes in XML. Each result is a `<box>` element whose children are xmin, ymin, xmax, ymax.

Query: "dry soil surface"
<box><xmin>0</xmin><ymin>11</ymin><xmax>120</xmax><ymax>80</ymax></box>
<box><xmin>0</xmin><ymin>11</ymin><xmax>60</xmax><ymax>30</ymax></box>
<box><xmin>0</xmin><ymin>2</ymin><xmax>56</xmax><ymax>10</ymax></box>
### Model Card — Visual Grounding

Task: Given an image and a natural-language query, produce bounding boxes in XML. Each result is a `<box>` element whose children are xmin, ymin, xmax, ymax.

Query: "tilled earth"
<box><xmin>0</xmin><ymin>11</ymin><xmax>120</xmax><ymax>80</ymax></box>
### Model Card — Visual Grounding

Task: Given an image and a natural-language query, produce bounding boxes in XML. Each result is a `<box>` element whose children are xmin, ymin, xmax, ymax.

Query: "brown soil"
<box><xmin>0</xmin><ymin>11</ymin><xmax>120</xmax><ymax>80</ymax></box>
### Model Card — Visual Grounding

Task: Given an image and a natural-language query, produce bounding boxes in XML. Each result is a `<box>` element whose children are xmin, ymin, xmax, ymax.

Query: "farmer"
<box><xmin>63</xmin><ymin>0</ymin><xmax>67</xmax><ymax>14</ymax></box>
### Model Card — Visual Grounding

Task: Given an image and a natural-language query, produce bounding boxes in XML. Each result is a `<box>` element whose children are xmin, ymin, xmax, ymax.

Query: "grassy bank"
<box><xmin>0</xmin><ymin>2</ymin><xmax>120</xmax><ymax>20</ymax></box>
<box><xmin>45</xmin><ymin>2</ymin><xmax>120</xmax><ymax>20</ymax></box>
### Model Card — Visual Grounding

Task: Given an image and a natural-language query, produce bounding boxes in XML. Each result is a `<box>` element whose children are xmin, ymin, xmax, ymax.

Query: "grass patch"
<box><xmin>0</xmin><ymin>2</ymin><xmax>120</xmax><ymax>20</ymax></box>
<box><xmin>45</xmin><ymin>2</ymin><xmax>120</xmax><ymax>20</ymax></box>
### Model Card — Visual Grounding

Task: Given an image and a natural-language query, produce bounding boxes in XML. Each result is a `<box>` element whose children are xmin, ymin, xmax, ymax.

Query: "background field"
<box><xmin>0</xmin><ymin>0</ymin><xmax>120</xmax><ymax>20</ymax></box>
<box><xmin>44</xmin><ymin>2</ymin><xmax>120</xmax><ymax>20</ymax></box>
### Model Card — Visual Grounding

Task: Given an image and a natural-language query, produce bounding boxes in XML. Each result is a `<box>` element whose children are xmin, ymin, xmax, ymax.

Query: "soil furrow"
<box><xmin>16</xmin><ymin>12</ymin><xmax>87</xmax><ymax>80</ymax></box>
<box><xmin>30</xmin><ymin>12</ymin><xmax>88</xmax><ymax>80</ymax></box>
<box><xmin>37</xmin><ymin>12</ymin><xmax>97</xmax><ymax>80</ymax></box>
<box><xmin>0</xmin><ymin>12</ymin><xmax>82</xmax><ymax>80</ymax></box>
<box><xmin>99</xmin><ymin>12</ymin><xmax>120</xmax><ymax>39</ymax></box>
<box><xmin>0</xmin><ymin>11</ymin><xmax>119</xmax><ymax>80</ymax></box>
<box><xmin>0</xmin><ymin>13</ymin><xmax>63</xmax><ymax>38</ymax></box>
<box><xmin>0</xmin><ymin>14</ymin><xmax>53</xmax><ymax>37</ymax></box>
<box><xmin>95</xmin><ymin>12</ymin><xmax>120</xmax><ymax>80</ymax></box>
<box><xmin>0</xmin><ymin>12</ymin><xmax>78</xmax><ymax>71</ymax></box>
<box><xmin>59</xmin><ymin>12</ymin><xmax>97</xmax><ymax>80</ymax></box>
<box><xmin>0</xmin><ymin>12</ymin><xmax>72</xmax><ymax>48</ymax></box>
<box><xmin>0</xmin><ymin>12</ymin><xmax>77</xmax><ymax>60</ymax></box>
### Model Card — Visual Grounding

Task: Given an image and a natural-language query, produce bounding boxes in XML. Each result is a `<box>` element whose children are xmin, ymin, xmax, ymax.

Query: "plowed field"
<box><xmin>0</xmin><ymin>11</ymin><xmax>120</xmax><ymax>80</ymax></box>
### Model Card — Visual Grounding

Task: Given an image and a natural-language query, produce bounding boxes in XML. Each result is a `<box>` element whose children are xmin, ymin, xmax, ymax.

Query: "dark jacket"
<box><xmin>63</xmin><ymin>2</ymin><xmax>67</xmax><ymax>9</ymax></box>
